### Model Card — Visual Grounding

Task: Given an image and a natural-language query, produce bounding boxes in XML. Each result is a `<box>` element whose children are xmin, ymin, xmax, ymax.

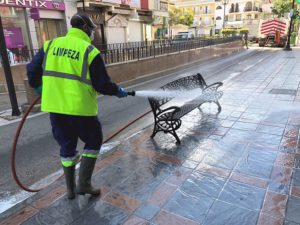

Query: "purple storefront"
<box><xmin>0</xmin><ymin>0</ymin><xmax>67</xmax><ymax>61</ymax></box>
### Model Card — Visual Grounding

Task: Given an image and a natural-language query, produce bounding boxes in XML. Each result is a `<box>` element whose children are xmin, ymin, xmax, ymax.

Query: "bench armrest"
<box><xmin>157</xmin><ymin>106</ymin><xmax>180</xmax><ymax>116</ymax></box>
<box><xmin>204</xmin><ymin>82</ymin><xmax>223</xmax><ymax>90</ymax></box>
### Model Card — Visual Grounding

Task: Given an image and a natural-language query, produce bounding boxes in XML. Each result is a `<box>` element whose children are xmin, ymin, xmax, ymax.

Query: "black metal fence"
<box><xmin>1</xmin><ymin>36</ymin><xmax>241</xmax><ymax>66</ymax></box>
<box><xmin>96</xmin><ymin>36</ymin><xmax>241</xmax><ymax>64</ymax></box>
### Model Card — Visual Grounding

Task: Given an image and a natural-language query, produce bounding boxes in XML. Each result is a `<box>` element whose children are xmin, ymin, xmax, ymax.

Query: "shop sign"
<box><xmin>96</xmin><ymin>0</ymin><xmax>140</xmax><ymax>8</ymax></box>
<box><xmin>30</xmin><ymin>8</ymin><xmax>40</xmax><ymax>20</ymax></box>
<box><xmin>0</xmin><ymin>0</ymin><xmax>65</xmax><ymax>11</ymax></box>
<box><xmin>4</xmin><ymin>27</ymin><xmax>24</xmax><ymax>49</ymax></box>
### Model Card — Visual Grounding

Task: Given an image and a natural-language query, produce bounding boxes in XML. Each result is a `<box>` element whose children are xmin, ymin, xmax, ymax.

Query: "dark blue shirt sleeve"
<box><xmin>26</xmin><ymin>48</ymin><xmax>44</xmax><ymax>88</ymax></box>
<box><xmin>89</xmin><ymin>54</ymin><xmax>119</xmax><ymax>95</ymax></box>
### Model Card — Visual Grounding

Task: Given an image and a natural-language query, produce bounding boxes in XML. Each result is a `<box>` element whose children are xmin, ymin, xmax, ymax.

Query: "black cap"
<box><xmin>70</xmin><ymin>12</ymin><xmax>97</xmax><ymax>29</ymax></box>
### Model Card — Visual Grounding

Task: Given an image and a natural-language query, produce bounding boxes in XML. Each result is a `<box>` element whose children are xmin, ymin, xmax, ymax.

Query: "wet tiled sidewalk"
<box><xmin>1</xmin><ymin>50</ymin><xmax>300</xmax><ymax>225</ymax></box>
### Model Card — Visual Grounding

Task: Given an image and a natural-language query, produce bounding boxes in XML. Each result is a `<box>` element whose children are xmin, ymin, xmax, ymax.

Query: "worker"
<box><xmin>26</xmin><ymin>12</ymin><xmax>128</xmax><ymax>199</ymax></box>
<box><xmin>244</xmin><ymin>32</ymin><xmax>249</xmax><ymax>49</ymax></box>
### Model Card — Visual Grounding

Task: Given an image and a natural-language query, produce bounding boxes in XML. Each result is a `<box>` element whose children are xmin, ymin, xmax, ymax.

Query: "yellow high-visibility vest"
<box><xmin>41</xmin><ymin>28</ymin><xmax>100</xmax><ymax>116</ymax></box>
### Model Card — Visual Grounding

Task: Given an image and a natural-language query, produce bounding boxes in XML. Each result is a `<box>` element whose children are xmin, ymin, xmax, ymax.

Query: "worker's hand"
<box><xmin>34</xmin><ymin>86</ymin><xmax>42</xmax><ymax>96</ymax></box>
<box><xmin>117</xmin><ymin>87</ymin><xmax>127</xmax><ymax>98</ymax></box>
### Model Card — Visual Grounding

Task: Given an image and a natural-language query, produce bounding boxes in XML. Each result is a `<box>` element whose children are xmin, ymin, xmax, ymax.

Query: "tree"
<box><xmin>179</xmin><ymin>10</ymin><xmax>194</xmax><ymax>27</ymax></box>
<box><xmin>169</xmin><ymin>8</ymin><xmax>194</xmax><ymax>27</ymax></box>
<box><xmin>271</xmin><ymin>0</ymin><xmax>293</xmax><ymax>18</ymax></box>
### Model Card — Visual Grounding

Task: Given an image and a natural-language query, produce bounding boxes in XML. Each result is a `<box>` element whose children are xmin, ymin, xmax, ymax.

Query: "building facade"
<box><xmin>172</xmin><ymin>0</ymin><xmax>215</xmax><ymax>36</ymax></box>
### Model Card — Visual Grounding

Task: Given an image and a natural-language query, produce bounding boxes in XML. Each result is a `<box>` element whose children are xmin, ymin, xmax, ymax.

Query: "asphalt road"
<box><xmin>0</xmin><ymin>47</ymin><xmax>279</xmax><ymax>204</ymax></box>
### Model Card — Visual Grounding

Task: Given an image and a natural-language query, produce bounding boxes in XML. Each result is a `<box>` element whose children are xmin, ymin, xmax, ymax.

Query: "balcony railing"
<box><xmin>1</xmin><ymin>37</ymin><xmax>241</xmax><ymax>66</ymax></box>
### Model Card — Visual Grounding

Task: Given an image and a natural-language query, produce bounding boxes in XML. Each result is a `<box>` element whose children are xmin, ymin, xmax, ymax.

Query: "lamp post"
<box><xmin>222</xmin><ymin>0</ymin><xmax>229</xmax><ymax>30</ymax></box>
<box><xmin>284</xmin><ymin>0</ymin><xmax>295</xmax><ymax>51</ymax></box>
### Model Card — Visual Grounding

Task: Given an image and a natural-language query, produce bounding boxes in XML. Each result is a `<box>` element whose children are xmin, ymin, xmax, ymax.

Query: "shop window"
<box><xmin>35</xmin><ymin>20</ymin><xmax>64</xmax><ymax>48</ymax></box>
<box><xmin>0</xmin><ymin>7</ymin><xmax>31</xmax><ymax>64</ymax></box>
<box><xmin>236</xmin><ymin>14</ymin><xmax>241</xmax><ymax>21</ymax></box>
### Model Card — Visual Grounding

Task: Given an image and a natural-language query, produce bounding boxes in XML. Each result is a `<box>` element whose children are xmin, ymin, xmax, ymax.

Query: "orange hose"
<box><xmin>11</xmin><ymin>96</ymin><xmax>151</xmax><ymax>192</ymax></box>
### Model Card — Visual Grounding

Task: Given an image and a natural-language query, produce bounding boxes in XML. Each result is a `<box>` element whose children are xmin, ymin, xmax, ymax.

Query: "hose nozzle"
<box><xmin>127</xmin><ymin>91</ymin><xmax>135</xmax><ymax>96</ymax></box>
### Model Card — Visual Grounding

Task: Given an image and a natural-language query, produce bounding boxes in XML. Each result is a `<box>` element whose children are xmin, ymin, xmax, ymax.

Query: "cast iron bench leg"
<box><xmin>215</xmin><ymin>101</ymin><xmax>222</xmax><ymax>112</ymax></box>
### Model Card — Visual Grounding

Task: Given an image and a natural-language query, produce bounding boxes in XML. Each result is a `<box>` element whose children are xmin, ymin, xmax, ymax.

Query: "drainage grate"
<box><xmin>284</xmin><ymin>56</ymin><xmax>296</xmax><ymax>58</ymax></box>
<box><xmin>269</xmin><ymin>89</ymin><xmax>297</xmax><ymax>96</ymax></box>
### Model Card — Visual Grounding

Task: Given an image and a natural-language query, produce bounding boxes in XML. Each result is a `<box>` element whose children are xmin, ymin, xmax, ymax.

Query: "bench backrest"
<box><xmin>148</xmin><ymin>73</ymin><xmax>207</xmax><ymax>115</ymax></box>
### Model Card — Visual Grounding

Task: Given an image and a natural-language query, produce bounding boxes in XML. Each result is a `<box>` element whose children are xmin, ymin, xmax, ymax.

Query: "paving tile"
<box><xmin>31</xmin><ymin>185</ymin><xmax>65</xmax><ymax>209</ymax></box>
<box><xmin>268</xmin><ymin>182</ymin><xmax>290</xmax><ymax>195</ymax></box>
<box><xmin>165</xmin><ymin>167</ymin><xmax>192</xmax><ymax>186</ymax></box>
<box><xmin>220</xmin><ymin>119</ymin><xmax>235</xmax><ymax>128</ymax></box>
<box><xmin>219</xmin><ymin>180</ymin><xmax>266</xmax><ymax>210</ymax></box>
<box><xmin>284</xmin><ymin>220</ymin><xmax>300</xmax><ymax>225</ymax></box>
<box><xmin>283</xmin><ymin>126</ymin><xmax>299</xmax><ymax>138</ymax></box>
<box><xmin>285</xmin><ymin>196</ymin><xmax>300</xmax><ymax>224</ymax></box>
<box><xmin>181</xmin><ymin>171</ymin><xmax>226</xmax><ymax>198</ymax></box>
<box><xmin>257</xmin><ymin>213</ymin><xmax>284</xmax><ymax>225</ymax></box>
<box><xmin>154</xmin><ymin>210</ymin><xmax>199</xmax><ymax>225</ymax></box>
<box><xmin>20</xmin><ymin>211</ymin><xmax>65</xmax><ymax>225</ymax></box>
<box><xmin>250</xmin><ymin>133</ymin><xmax>283</xmax><ymax>148</ymax></box>
<box><xmin>200</xmin><ymin>148</ymin><xmax>241</xmax><ymax>170</ymax></box>
<box><xmin>261</xmin><ymin>191</ymin><xmax>288</xmax><ymax>219</ymax></box>
<box><xmin>148</xmin><ymin>182</ymin><xmax>177</xmax><ymax>207</ymax></box>
<box><xmin>37</xmin><ymin>195</ymin><xmax>97</xmax><ymax>224</ymax></box>
<box><xmin>235</xmin><ymin>155</ymin><xmax>274</xmax><ymax>179</ymax></box>
<box><xmin>113</xmin><ymin>153</ymin><xmax>152</xmax><ymax>172</ymax></box>
<box><xmin>133</xmin><ymin>147</ymin><xmax>158</xmax><ymax>159</ymax></box>
<box><xmin>275</xmin><ymin>153</ymin><xmax>295</xmax><ymax>168</ymax></box>
<box><xmin>256</xmin><ymin>124</ymin><xmax>285</xmax><ymax>136</ymax></box>
<box><xmin>294</xmin><ymin>156</ymin><xmax>300</xmax><ymax>168</ymax></box>
<box><xmin>281</xmin><ymin>137</ymin><xmax>298</xmax><ymax>149</ymax></box>
<box><xmin>246</xmin><ymin>142</ymin><xmax>279</xmax><ymax>152</ymax></box>
<box><xmin>182</xmin><ymin>159</ymin><xmax>199</xmax><ymax>169</ymax></box>
<box><xmin>196</xmin><ymin>163</ymin><xmax>231</xmax><ymax>178</ymax></box>
<box><xmin>0</xmin><ymin>206</ymin><xmax>38</xmax><ymax>225</ymax></box>
<box><xmin>203</xmin><ymin>200</ymin><xmax>259</xmax><ymax>225</ymax></box>
<box><xmin>93</xmin><ymin>164</ymin><xmax>137</xmax><ymax>189</ymax></box>
<box><xmin>134</xmin><ymin>203</ymin><xmax>160</xmax><ymax>220</ymax></box>
<box><xmin>71</xmin><ymin>201</ymin><xmax>128</xmax><ymax>225</ymax></box>
<box><xmin>103</xmin><ymin>191</ymin><xmax>140</xmax><ymax>213</ymax></box>
<box><xmin>100</xmin><ymin>150</ymin><xmax>126</xmax><ymax>165</ymax></box>
<box><xmin>187</xmin><ymin>148</ymin><xmax>207</xmax><ymax>162</ymax></box>
<box><xmin>232</xmin><ymin>121</ymin><xmax>258</xmax><ymax>131</ymax></box>
<box><xmin>292</xmin><ymin>169</ymin><xmax>300</xmax><ymax>187</ymax></box>
<box><xmin>163</xmin><ymin>190</ymin><xmax>214</xmax><ymax>223</ymax></box>
<box><xmin>114</xmin><ymin>161</ymin><xmax>174</xmax><ymax>200</ymax></box>
<box><xmin>271</xmin><ymin>166</ymin><xmax>293</xmax><ymax>184</ymax></box>
<box><xmin>154</xmin><ymin>153</ymin><xmax>182</xmax><ymax>166</ymax></box>
<box><xmin>123</xmin><ymin>216</ymin><xmax>150</xmax><ymax>225</ymax></box>
<box><xmin>291</xmin><ymin>186</ymin><xmax>300</xmax><ymax>198</ymax></box>
<box><xmin>230</xmin><ymin>172</ymin><xmax>268</xmax><ymax>189</ymax></box>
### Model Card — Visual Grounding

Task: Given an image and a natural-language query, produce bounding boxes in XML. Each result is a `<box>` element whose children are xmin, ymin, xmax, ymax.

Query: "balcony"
<box><xmin>244</xmin><ymin>6</ymin><xmax>262</xmax><ymax>12</ymax></box>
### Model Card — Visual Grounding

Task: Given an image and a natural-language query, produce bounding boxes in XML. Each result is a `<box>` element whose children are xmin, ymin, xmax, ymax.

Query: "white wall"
<box><xmin>63</xmin><ymin>0</ymin><xmax>78</xmax><ymax>30</ymax></box>
<box><xmin>128</xmin><ymin>20</ymin><xmax>142</xmax><ymax>42</ymax></box>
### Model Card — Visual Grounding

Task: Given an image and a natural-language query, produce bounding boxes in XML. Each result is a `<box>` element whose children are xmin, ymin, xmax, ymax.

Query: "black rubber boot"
<box><xmin>76</xmin><ymin>157</ymin><xmax>101</xmax><ymax>196</ymax></box>
<box><xmin>62</xmin><ymin>165</ymin><xmax>76</xmax><ymax>199</ymax></box>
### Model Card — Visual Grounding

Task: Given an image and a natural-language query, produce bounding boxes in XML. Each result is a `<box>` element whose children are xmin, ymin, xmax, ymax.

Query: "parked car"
<box><xmin>172</xmin><ymin>32</ymin><xmax>194</xmax><ymax>43</ymax></box>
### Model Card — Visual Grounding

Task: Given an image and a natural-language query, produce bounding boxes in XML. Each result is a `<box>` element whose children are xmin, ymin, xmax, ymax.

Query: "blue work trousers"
<box><xmin>50</xmin><ymin>113</ymin><xmax>103</xmax><ymax>158</ymax></box>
